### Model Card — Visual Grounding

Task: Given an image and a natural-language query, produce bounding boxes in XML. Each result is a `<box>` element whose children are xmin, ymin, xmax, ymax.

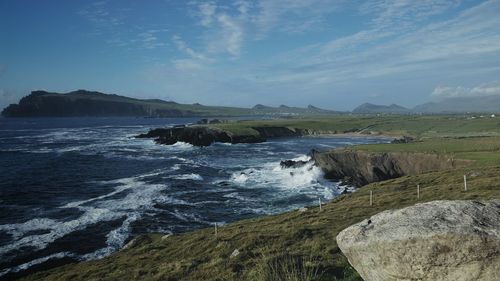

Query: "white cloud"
<box><xmin>432</xmin><ymin>81</ymin><xmax>500</xmax><ymax>98</ymax></box>
<box><xmin>154</xmin><ymin>0</ymin><xmax>500</xmax><ymax>108</ymax></box>
<box><xmin>199</xmin><ymin>2</ymin><xmax>216</xmax><ymax>26</ymax></box>
<box><xmin>172</xmin><ymin>59</ymin><xmax>204</xmax><ymax>71</ymax></box>
<box><xmin>137</xmin><ymin>30</ymin><xmax>168</xmax><ymax>49</ymax></box>
<box><xmin>257</xmin><ymin>0</ymin><xmax>500</xmax><ymax>85</ymax></box>
<box><xmin>360</xmin><ymin>0</ymin><xmax>461</xmax><ymax>30</ymax></box>
<box><xmin>212</xmin><ymin>13</ymin><xmax>244</xmax><ymax>56</ymax></box>
<box><xmin>252</xmin><ymin>0</ymin><xmax>343</xmax><ymax>38</ymax></box>
<box><xmin>172</xmin><ymin>35</ymin><xmax>207</xmax><ymax>61</ymax></box>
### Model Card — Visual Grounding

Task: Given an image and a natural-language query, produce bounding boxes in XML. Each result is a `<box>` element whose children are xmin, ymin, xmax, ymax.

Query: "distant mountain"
<box><xmin>1</xmin><ymin>90</ymin><xmax>340</xmax><ymax>117</ymax></box>
<box><xmin>413</xmin><ymin>95</ymin><xmax>500</xmax><ymax>113</ymax></box>
<box><xmin>251</xmin><ymin>104</ymin><xmax>341</xmax><ymax>115</ymax></box>
<box><xmin>352</xmin><ymin>103</ymin><xmax>411</xmax><ymax>114</ymax></box>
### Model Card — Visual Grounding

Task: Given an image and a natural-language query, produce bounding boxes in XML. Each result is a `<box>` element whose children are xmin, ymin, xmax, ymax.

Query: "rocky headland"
<box><xmin>336</xmin><ymin>200</ymin><xmax>500</xmax><ymax>281</ymax></box>
<box><xmin>136</xmin><ymin>126</ymin><xmax>266</xmax><ymax>146</ymax></box>
<box><xmin>311</xmin><ymin>149</ymin><xmax>467</xmax><ymax>187</ymax></box>
<box><xmin>136</xmin><ymin>125</ymin><xmax>342</xmax><ymax>147</ymax></box>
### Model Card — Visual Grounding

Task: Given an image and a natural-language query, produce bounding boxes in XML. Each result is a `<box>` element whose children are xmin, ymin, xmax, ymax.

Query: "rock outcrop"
<box><xmin>312</xmin><ymin>149</ymin><xmax>464</xmax><ymax>187</ymax></box>
<box><xmin>137</xmin><ymin>126</ymin><xmax>337</xmax><ymax>147</ymax></box>
<box><xmin>337</xmin><ymin>200</ymin><xmax>500</xmax><ymax>281</ymax></box>
<box><xmin>136</xmin><ymin>126</ymin><xmax>265</xmax><ymax>147</ymax></box>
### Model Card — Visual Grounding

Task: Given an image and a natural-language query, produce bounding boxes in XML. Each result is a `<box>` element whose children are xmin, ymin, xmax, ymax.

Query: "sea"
<box><xmin>0</xmin><ymin>117</ymin><xmax>389</xmax><ymax>279</ymax></box>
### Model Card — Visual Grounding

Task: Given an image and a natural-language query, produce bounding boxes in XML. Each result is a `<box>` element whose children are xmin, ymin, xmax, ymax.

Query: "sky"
<box><xmin>1</xmin><ymin>0</ymin><xmax>500</xmax><ymax>111</ymax></box>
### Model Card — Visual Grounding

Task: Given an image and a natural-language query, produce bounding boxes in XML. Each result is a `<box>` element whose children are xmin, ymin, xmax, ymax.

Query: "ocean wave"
<box><xmin>229</xmin><ymin>155</ymin><xmax>325</xmax><ymax>190</ymax></box>
<box><xmin>170</xmin><ymin>173</ymin><xmax>204</xmax><ymax>181</ymax></box>
<box><xmin>0</xmin><ymin>171</ymin><xmax>177</xmax><ymax>269</ymax></box>
<box><xmin>0</xmin><ymin>251</ymin><xmax>75</xmax><ymax>278</ymax></box>
<box><xmin>170</xmin><ymin>141</ymin><xmax>194</xmax><ymax>150</ymax></box>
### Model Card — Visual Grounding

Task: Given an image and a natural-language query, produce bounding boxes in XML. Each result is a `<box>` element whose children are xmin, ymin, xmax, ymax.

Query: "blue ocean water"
<box><xmin>0</xmin><ymin>117</ymin><xmax>388</xmax><ymax>278</ymax></box>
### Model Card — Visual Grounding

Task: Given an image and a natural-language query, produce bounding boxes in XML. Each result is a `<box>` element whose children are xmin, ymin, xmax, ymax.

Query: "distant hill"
<box><xmin>413</xmin><ymin>95</ymin><xmax>500</xmax><ymax>113</ymax></box>
<box><xmin>1</xmin><ymin>90</ymin><xmax>340</xmax><ymax>117</ymax></box>
<box><xmin>352</xmin><ymin>103</ymin><xmax>411</xmax><ymax>114</ymax></box>
<box><xmin>251</xmin><ymin>103</ymin><xmax>341</xmax><ymax>115</ymax></box>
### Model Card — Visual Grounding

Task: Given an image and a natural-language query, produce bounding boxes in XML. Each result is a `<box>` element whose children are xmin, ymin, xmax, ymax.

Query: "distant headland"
<box><xmin>0</xmin><ymin>90</ymin><xmax>338</xmax><ymax>118</ymax></box>
<box><xmin>3</xmin><ymin>89</ymin><xmax>500</xmax><ymax>117</ymax></box>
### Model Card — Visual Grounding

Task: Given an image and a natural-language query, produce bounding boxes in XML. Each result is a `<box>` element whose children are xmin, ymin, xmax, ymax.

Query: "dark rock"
<box><xmin>280</xmin><ymin>160</ymin><xmax>309</xmax><ymax>169</ymax></box>
<box><xmin>251</xmin><ymin>126</ymin><xmax>301</xmax><ymax>138</ymax></box>
<box><xmin>137</xmin><ymin>126</ymin><xmax>265</xmax><ymax>147</ymax></box>
<box><xmin>391</xmin><ymin>136</ymin><xmax>415</xmax><ymax>144</ymax></box>
<box><xmin>208</xmin><ymin>119</ymin><xmax>222</xmax><ymax>124</ymax></box>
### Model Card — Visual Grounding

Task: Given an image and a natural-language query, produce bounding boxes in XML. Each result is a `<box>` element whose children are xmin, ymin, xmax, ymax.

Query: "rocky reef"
<box><xmin>312</xmin><ymin>149</ymin><xmax>464</xmax><ymax>187</ymax></box>
<box><xmin>336</xmin><ymin>200</ymin><xmax>500</xmax><ymax>281</ymax></box>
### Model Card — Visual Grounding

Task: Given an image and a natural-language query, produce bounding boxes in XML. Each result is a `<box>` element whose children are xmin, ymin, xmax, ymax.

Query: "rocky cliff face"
<box><xmin>336</xmin><ymin>200</ymin><xmax>500</xmax><ymax>281</ymax></box>
<box><xmin>312</xmin><ymin>149</ymin><xmax>464</xmax><ymax>187</ymax></box>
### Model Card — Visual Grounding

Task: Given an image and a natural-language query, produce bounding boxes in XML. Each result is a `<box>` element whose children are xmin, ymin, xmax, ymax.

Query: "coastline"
<box><xmin>11</xmin><ymin>116</ymin><xmax>500</xmax><ymax>280</ymax></box>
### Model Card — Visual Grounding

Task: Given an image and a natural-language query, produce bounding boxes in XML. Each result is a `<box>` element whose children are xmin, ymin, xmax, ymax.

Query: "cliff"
<box><xmin>1</xmin><ymin>90</ymin><xmax>197</xmax><ymax>117</ymax></box>
<box><xmin>312</xmin><ymin>149</ymin><xmax>466</xmax><ymax>187</ymax></box>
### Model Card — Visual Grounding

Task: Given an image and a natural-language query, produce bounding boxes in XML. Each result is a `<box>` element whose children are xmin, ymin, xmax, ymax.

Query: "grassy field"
<box><xmin>21</xmin><ymin>115</ymin><xmax>500</xmax><ymax>281</ymax></box>
<box><xmin>212</xmin><ymin>115</ymin><xmax>500</xmax><ymax>138</ymax></box>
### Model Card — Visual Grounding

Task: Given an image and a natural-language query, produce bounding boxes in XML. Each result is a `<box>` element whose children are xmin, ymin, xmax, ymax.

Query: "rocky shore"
<box><xmin>136</xmin><ymin>126</ymin><xmax>266</xmax><ymax>146</ymax></box>
<box><xmin>136</xmin><ymin>125</ymin><xmax>341</xmax><ymax>147</ymax></box>
<box><xmin>311</xmin><ymin>149</ymin><xmax>467</xmax><ymax>187</ymax></box>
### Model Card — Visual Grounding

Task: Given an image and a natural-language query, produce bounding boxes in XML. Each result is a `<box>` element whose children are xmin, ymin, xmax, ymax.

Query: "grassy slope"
<box><xmin>23</xmin><ymin>116</ymin><xmax>500</xmax><ymax>281</ymax></box>
<box><xmin>212</xmin><ymin>115</ymin><xmax>500</xmax><ymax>138</ymax></box>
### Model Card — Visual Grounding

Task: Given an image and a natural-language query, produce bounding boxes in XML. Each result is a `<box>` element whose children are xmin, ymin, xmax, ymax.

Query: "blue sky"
<box><xmin>1</xmin><ymin>0</ymin><xmax>500</xmax><ymax>110</ymax></box>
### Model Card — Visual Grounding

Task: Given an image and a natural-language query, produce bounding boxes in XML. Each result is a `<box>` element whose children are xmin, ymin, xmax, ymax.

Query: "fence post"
<box><xmin>370</xmin><ymin>190</ymin><xmax>373</xmax><ymax>206</ymax></box>
<box><xmin>214</xmin><ymin>222</ymin><xmax>218</xmax><ymax>237</ymax></box>
<box><xmin>464</xmin><ymin>175</ymin><xmax>467</xmax><ymax>191</ymax></box>
<box><xmin>417</xmin><ymin>184</ymin><xmax>420</xmax><ymax>199</ymax></box>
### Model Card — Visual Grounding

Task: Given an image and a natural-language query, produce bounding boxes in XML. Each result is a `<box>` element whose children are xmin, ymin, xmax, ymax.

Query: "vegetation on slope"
<box><xmin>23</xmin><ymin>134</ymin><xmax>500</xmax><ymax>281</ymax></box>
<box><xmin>211</xmin><ymin>115</ymin><xmax>500</xmax><ymax>138</ymax></box>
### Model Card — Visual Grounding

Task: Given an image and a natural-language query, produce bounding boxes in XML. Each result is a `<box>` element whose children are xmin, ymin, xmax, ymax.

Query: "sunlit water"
<box><xmin>0</xmin><ymin>117</ymin><xmax>389</xmax><ymax>278</ymax></box>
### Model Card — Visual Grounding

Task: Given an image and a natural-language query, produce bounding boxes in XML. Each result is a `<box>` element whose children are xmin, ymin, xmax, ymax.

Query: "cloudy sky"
<box><xmin>1</xmin><ymin>0</ymin><xmax>500</xmax><ymax>110</ymax></box>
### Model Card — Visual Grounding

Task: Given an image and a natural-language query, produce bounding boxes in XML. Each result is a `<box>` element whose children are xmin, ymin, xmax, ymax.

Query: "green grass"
<box><xmin>20</xmin><ymin>116</ymin><xmax>500</xmax><ymax>281</ymax></box>
<box><xmin>211</xmin><ymin>115</ymin><xmax>500</xmax><ymax>138</ymax></box>
<box><xmin>353</xmin><ymin>136</ymin><xmax>500</xmax><ymax>166</ymax></box>
<box><xmin>23</xmin><ymin>166</ymin><xmax>500</xmax><ymax>281</ymax></box>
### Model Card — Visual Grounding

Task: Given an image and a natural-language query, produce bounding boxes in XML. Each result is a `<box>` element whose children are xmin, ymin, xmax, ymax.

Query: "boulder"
<box><xmin>336</xmin><ymin>200</ymin><xmax>500</xmax><ymax>281</ymax></box>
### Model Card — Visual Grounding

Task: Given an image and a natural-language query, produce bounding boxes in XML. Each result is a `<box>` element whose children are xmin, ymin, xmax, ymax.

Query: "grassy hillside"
<box><xmin>22</xmin><ymin>133</ymin><xmax>500</xmax><ymax>281</ymax></box>
<box><xmin>211</xmin><ymin>115</ymin><xmax>500</xmax><ymax>138</ymax></box>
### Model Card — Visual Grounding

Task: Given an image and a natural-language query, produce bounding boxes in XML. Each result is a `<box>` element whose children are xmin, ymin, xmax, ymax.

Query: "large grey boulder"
<box><xmin>336</xmin><ymin>200</ymin><xmax>500</xmax><ymax>281</ymax></box>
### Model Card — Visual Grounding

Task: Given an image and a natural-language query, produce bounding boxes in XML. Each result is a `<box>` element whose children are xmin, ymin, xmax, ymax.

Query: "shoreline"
<box><xmin>13</xmin><ymin>116</ymin><xmax>500</xmax><ymax>280</ymax></box>
<box><xmin>136</xmin><ymin>123</ymin><xmax>403</xmax><ymax>147</ymax></box>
